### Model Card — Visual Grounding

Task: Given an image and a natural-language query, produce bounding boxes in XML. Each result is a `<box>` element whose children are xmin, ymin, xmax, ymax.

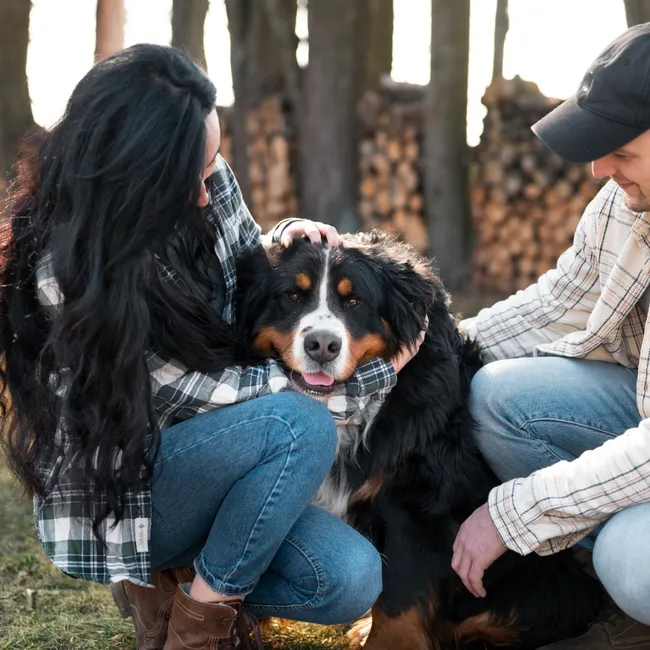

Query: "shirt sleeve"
<box><xmin>209</xmin><ymin>155</ymin><xmax>263</xmax><ymax>255</ymax></box>
<box><xmin>149</xmin><ymin>353</ymin><xmax>397</xmax><ymax>428</ymax></box>
<box><xmin>458</xmin><ymin>183</ymin><xmax>618</xmax><ymax>361</ymax></box>
<box><xmin>488</xmin><ymin>417</ymin><xmax>650</xmax><ymax>556</ymax></box>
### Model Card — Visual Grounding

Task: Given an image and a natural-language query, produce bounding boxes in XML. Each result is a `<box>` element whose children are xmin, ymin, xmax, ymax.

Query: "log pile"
<box><xmin>471</xmin><ymin>76</ymin><xmax>600</xmax><ymax>293</ymax></box>
<box><xmin>218</xmin><ymin>78</ymin><xmax>602</xmax><ymax>294</ymax></box>
<box><xmin>357</xmin><ymin>82</ymin><xmax>429</xmax><ymax>253</ymax></box>
<box><xmin>218</xmin><ymin>96</ymin><xmax>298</xmax><ymax>232</ymax></box>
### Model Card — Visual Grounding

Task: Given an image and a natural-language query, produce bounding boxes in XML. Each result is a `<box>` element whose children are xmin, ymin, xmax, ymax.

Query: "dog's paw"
<box><xmin>347</xmin><ymin>615</ymin><xmax>373</xmax><ymax>648</ymax></box>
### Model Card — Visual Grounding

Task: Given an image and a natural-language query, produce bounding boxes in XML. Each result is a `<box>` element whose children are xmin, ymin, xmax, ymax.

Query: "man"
<box><xmin>453</xmin><ymin>23</ymin><xmax>650</xmax><ymax>649</ymax></box>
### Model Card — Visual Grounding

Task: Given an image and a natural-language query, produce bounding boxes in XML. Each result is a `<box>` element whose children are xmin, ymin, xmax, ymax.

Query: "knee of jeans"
<box><xmin>321</xmin><ymin>539</ymin><xmax>383</xmax><ymax>624</ymax></box>
<box><xmin>469</xmin><ymin>365</ymin><xmax>508</xmax><ymax>454</ymax></box>
<box><xmin>593</xmin><ymin>507</ymin><xmax>650</xmax><ymax>624</ymax></box>
<box><xmin>272</xmin><ymin>393</ymin><xmax>337</xmax><ymax>464</ymax></box>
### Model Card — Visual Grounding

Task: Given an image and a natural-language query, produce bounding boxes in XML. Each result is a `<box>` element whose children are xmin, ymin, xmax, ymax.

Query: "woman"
<box><xmin>0</xmin><ymin>45</ymin><xmax>423</xmax><ymax>649</ymax></box>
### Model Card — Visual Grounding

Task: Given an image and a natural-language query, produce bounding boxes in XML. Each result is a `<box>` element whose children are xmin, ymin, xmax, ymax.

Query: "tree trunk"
<box><xmin>300</xmin><ymin>0</ymin><xmax>363</xmax><ymax>230</ymax></box>
<box><xmin>225</xmin><ymin>0</ymin><xmax>297</xmax><ymax>205</ymax></box>
<box><xmin>172</xmin><ymin>0</ymin><xmax>209</xmax><ymax>69</ymax></box>
<box><xmin>0</xmin><ymin>0</ymin><xmax>35</xmax><ymax>192</ymax></box>
<box><xmin>95</xmin><ymin>0</ymin><xmax>125</xmax><ymax>62</ymax></box>
<box><xmin>261</xmin><ymin>0</ymin><xmax>301</xmax><ymax>113</ymax></box>
<box><xmin>425</xmin><ymin>0</ymin><xmax>471</xmax><ymax>291</ymax></box>
<box><xmin>95</xmin><ymin>0</ymin><xmax>126</xmax><ymax>61</ymax></box>
<box><xmin>624</xmin><ymin>0</ymin><xmax>650</xmax><ymax>25</ymax></box>
<box><xmin>492</xmin><ymin>0</ymin><xmax>508</xmax><ymax>81</ymax></box>
<box><xmin>358</xmin><ymin>0</ymin><xmax>394</xmax><ymax>94</ymax></box>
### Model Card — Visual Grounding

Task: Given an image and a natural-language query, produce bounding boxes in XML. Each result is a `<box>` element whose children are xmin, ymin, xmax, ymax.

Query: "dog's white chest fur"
<box><xmin>312</xmin><ymin>396</ymin><xmax>384</xmax><ymax>519</ymax></box>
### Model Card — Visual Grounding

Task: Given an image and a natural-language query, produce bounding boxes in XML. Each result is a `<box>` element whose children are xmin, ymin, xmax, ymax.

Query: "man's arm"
<box><xmin>459</xmin><ymin>183</ymin><xmax>621</xmax><ymax>361</ymax></box>
<box><xmin>489</xmin><ymin>417</ymin><xmax>650</xmax><ymax>556</ymax></box>
<box><xmin>452</xmin><ymin>418</ymin><xmax>650</xmax><ymax>597</ymax></box>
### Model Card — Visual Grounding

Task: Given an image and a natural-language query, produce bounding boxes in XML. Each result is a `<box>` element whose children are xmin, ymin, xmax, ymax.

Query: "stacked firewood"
<box><xmin>357</xmin><ymin>82</ymin><xmax>429</xmax><ymax>252</ymax></box>
<box><xmin>218</xmin><ymin>78</ymin><xmax>601</xmax><ymax>294</ymax></box>
<box><xmin>218</xmin><ymin>96</ymin><xmax>298</xmax><ymax>232</ymax></box>
<box><xmin>471</xmin><ymin>76</ymin><xmax>601</xmax><ymax>293</ymax></box>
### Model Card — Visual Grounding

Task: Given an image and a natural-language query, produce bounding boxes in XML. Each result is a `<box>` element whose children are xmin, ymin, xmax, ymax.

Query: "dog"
<box><xmin>234</xmin><ymin>231</ymin><xmax>604</xmax><ymax>649</ymax></box>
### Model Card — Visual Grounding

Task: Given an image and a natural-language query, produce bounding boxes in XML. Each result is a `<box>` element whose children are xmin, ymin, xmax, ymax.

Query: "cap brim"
<box><xmin>531</xmin><ymin>95</ymin><xmax>646</xmax><ymax>163</ymax></box>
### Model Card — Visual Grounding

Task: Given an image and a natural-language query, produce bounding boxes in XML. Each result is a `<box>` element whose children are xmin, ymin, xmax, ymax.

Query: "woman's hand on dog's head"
<box><xmin>279</xmin><ymin>220</ymin><xmax>340</xmax><ymax>247</ymax></box>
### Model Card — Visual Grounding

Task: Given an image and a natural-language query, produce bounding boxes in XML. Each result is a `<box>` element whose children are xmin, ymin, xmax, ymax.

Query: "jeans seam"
<box><xmin>193</xmin><ymin>554</ymin><xmax>257</xmax><ymax>597</ymax></box>
<box><xmin>221</xmin><ymin>419</ymin><xmax>298</xmax><ymax>585</ymax></box>
<box><xmin>159</xmin><ymin>414</ymin><xmax>298</xmax><ymax>463</ymax></box>
<box><xmin>518</xmin><ymin>417</ymin><xmax>619</xmax><ymax>439</ymax></box>
<box><xmin>245</xmin><ymin>534</ymin><xmax>327</xmax><ymax>611</ymax></box>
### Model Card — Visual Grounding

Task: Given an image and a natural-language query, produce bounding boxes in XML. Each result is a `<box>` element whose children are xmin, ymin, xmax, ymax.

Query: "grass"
<box><xmin>0</xmin><ymin>464</ymin><xmax>350</xmax><ymax>650</ymax></box>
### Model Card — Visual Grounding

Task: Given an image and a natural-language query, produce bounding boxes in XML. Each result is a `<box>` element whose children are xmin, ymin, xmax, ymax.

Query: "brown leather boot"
<box><xmin>537</xmin><ymin>603</ymin><xmax>650</xmax><ymax>649</ymax></box>
<box><xmin>111</xmin><ymin>567</ymin><xmax>196</xmax><ymax>649</ymax></box>
<box><xmin>164</xmin><ymin>584</ymin><xmax>265</xmax><ymax>650</ymax></box>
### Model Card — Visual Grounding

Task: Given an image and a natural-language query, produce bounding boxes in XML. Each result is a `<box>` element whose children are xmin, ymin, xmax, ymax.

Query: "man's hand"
<box><xmin>452</xmin><ymin>503</ymin><xmax>507</xmax><ymax>598</ymax></box>
<box><xmin>391</xmin><ymin>318</ymin><xmax>428</xmax><ymax>373</ymax></box>
<box><xmin>280</xmin><ymin>220</ymin><xmax>340</xmax><ymax>247</ymax></box>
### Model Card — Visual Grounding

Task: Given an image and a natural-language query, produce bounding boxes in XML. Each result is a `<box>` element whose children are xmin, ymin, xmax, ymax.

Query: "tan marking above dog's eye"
<box><xmin>296</xmin><ymin>273</ymin><xmax>312</xmax><ymax>291</ymax></box>
<box><xmin>337</xmin><ymin>277</ymin><xmax>353</xmax><ymax>296</ymax></box>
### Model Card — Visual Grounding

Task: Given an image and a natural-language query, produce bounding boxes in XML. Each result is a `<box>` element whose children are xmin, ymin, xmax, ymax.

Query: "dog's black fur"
<box><xmin>233</xmin><ymin>231</ymin><xmax>603</xmax><ymax>649</ymax></box>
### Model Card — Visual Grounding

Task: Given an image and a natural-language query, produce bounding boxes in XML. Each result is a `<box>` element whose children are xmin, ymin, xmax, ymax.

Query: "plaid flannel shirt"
<box><xmin>461</xmin><ymin>180</ymin><xmax>650</xmax><ymax>556</ymax></box>
<box><xmin>33</xmin><ymin>155</ymin><xmax>397</xmax><ymax>586</ymax></box>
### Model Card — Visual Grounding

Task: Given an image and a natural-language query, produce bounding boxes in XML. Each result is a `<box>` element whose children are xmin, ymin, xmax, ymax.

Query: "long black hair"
<box><xmin>1</xmin><ymin>44</ymin><xmax>241</xmax><ymax>533</ymax></box>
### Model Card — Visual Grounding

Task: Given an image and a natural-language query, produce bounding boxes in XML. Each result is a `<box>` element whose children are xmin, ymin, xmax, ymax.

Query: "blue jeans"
<box><xmin>148</xmin><ymin>392</ymin><xmax>382</xmax><ymax>624</ymax></box>
<box><xmin>470</xmin><ymin>357</ymin><xmax>650</xmax><ymax>625</ymax></box>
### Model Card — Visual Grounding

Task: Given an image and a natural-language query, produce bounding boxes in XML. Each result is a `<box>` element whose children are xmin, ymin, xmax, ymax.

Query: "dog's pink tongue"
<box><xmin>302</xmin><ymin>372</ymin><xmax>335</xmax><ymax>386</ymax></box>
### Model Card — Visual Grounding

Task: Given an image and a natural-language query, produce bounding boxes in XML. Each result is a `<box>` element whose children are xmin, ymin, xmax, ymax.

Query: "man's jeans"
<box><xmin>148</xmin><ymin>392</ymin><xmax>382</xmax><ymax>624</ymax></box>
<box><xmin>470</xmin><ymin>357</ymin><xmax>650</xmax><ymax>624</ymax></box>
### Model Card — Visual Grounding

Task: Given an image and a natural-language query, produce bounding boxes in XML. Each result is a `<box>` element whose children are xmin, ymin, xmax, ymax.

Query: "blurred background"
<box><xmin>2</xmin><ymin>1</ymin><xmax>647</xmax><ymax>297</ymax></box>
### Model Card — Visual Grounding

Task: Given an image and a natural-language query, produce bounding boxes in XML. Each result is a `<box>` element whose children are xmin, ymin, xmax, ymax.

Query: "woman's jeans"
<box><xmin>470</xmin><ymin>357</ymin><xmax>650</xmax><ymax>625</ymax></box>
<box><xmin>149</xmin><ymin>392</ymin><xmax>382</xmax><ymax>624</ymax></box>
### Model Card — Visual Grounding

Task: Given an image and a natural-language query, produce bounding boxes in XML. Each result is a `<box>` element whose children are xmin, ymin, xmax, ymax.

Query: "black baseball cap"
<box><xmin>532</xmin><ymin>23</ymin><xmax>650</xmax><ymax>163</ymax></box>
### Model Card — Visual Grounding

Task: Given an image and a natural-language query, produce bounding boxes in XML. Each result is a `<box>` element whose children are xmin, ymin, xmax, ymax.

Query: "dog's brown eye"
<box><xmin>286</xmin><ymin>291</ymin><xmax>301</xmax><ymax>303</ymax></box>
<box><xmin>345</xmin><ymin>297</ymin><xmax>362</xmax><ymax>308</ymax></box>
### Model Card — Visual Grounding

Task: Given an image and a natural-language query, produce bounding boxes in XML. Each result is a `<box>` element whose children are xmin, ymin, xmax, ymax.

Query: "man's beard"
<box><xmin>623</xmin><ymin>193</ymin><xmax>650</xmax><ymax>213</ymax></box>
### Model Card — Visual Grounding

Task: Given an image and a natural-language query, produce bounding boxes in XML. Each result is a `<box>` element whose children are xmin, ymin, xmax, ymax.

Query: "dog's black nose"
<box><xmin>304</xmin><ymin>331</ymin><xmax>342</xmax><ymax>364</ymax></box>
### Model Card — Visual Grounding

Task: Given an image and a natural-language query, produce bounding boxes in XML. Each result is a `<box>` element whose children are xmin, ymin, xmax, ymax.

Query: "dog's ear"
<box><xmin>236</xmin><ymin>245</ymin><xmax>272</xmax><ymax>291</ymax></box>
<box><xmin>235</xmin><ymin>245</ymin><xmax>276</xmax><ymax>339</ymax></box>
<box><xmin>379</xmin><ymin>258</ymin><xmax>435</xmax><ymax>347</ymax></box>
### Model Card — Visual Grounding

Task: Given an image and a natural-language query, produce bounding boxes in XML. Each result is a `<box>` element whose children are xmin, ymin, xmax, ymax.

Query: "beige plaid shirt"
<box><xmin>461</xmin><ymin>179</ymin><xmax>650</xmax><ymax>556</ymax></box>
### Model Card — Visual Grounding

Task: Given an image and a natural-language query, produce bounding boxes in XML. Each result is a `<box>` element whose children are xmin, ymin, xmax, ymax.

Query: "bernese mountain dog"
<box><xmin>234</xmin><ymin>231</ymin><xmax>604</xmax><ymax>650</ymax></box>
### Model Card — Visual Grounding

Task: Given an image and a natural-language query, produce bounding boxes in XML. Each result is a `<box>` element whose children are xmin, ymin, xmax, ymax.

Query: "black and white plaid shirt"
<box><xmin>33</xmin><ymin>155</ymin><xmax>397</xmax><ymax>586</ymax></box>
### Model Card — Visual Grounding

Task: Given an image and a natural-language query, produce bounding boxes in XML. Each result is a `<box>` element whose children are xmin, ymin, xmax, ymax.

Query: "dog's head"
<box><xmin>237</xmin><ymin>231</ymin><xmax>442</xmax><ymax>396</ymax></box>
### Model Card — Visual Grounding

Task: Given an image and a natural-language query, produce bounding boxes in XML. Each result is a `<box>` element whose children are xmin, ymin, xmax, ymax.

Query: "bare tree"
<box><xmin>624</xmin><ymin>0</ymin><xmax>650</xmax><ymax>25</ymax></box>
<box><xmin>300</xmin><ymin>0</ymin><xmax>365</xmax><ymax>230</ymax></box>
<box><xmin>0</xmin><ymin>0</ymin><xmax>35</xmax><ymax>192</ymax></box>
<box><xmin>358</xmin><ymin>0</ymin><xmax>394</xmax><ymax>94</ymax></box>
<box><xmin>261</xmin><ymin>0</ymin><xmax>301</xmax><ymax>114</ymax></box>
<box><xmin>172</xmin><ymin>0</ymin><xmax>209</xmax><ymax>69</ymax></box>
<box><xmin>225</xmin><ymin>0</ymin><xmax>298</xmax><ymax>205</ymax></box>
<box><xmin>492</xmin><ymin>0</ymin><xmax>508</xmax><ymax>81</ymax></box>
<box><xmin>225</xmin><ymin>0</ymin><xmax>393</xmax><ymax>228</ymax></box>
<box><xmin>425</xmin><ymin>0</ymin><xmax>471</xmax><ymax>291</ymax></box>
<box><xmin>95</xmin><ymin>0</ymin><xmax>125</xmax><ymax>61</ymax></box>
